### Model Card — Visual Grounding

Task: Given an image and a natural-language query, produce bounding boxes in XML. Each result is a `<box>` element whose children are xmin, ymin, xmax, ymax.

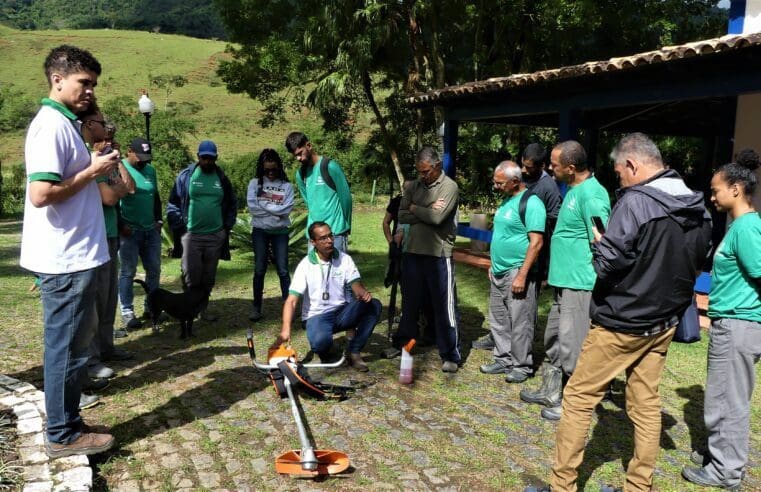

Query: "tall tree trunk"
<box><xmin>361</xmin><ymin>71</ymin><xmax>405</xmax><ymax>189</ymax></box>
<box><xmin>404</xmin><ymin>0</ymin><xmax>425</xmax><ymax>148</ymax></box>
<box><xmin>429</xmin><ymin>2</ymin><xmax>447</xmax><ymax>130</ymax></box>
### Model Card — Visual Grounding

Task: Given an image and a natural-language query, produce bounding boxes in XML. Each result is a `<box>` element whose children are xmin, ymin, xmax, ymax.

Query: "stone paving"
<box><xmin>0</xmin><ymin>375</ymin><xmax>92</xmax><ymax>491</ymax></box>
<box><xmin>6</xmin><ymin>315</ymin><xmax>759</xmax><ymax>491</ymax></box>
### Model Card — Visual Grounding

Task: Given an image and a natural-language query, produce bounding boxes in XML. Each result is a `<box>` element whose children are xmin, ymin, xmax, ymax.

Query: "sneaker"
<box><xmin>82</xmin><ymin>377</ymin><xmax>110</xmax><ymax>392</ymax></box>
<box><xmin>472</xmin><ymin>333</ymin><xmax>496</xmax><ymax>350</ymax></box>
<box><xmin>681</xmin><ymin>466</ymin><xmax>740</xmax><ymax>490</ymax></box>
<box><xmin>348</xmin><ymin>353</ymin><xmax>369</xmax><ymax>372</ymax></box>
<box><xmin>479</xmin><ymin>360</ymin><xmax>510</xmax><ymax>374</ymax></box>
<box><xmin>505</xmin><ymin>369</ymin><xmax>530</xmax><ymax>383</ymax></box>
<box><xmin>114</xmin><ymin>329</ymin><xmax>128</xmax><ymax>339</ymax></box>
<box><xmin>441</xmin><ymin>361</ymin><xmax>459</xmax><ymax>373</ymax></box>
<box><xmin>122</xmin><ymin>312</ymin><xmax>142</xmax><ymax>329</ymax></box>
<box><xmin>45</xmin><ymin>431</ymin><xmax>115</xmax><ymax>458</ymax></box>
<box><xmin>79</xmin><ymin>393</ymin><xmax>100</xmax><ymax>410</ymax></box>
<box><xmin>87</xmin><ymin>363</ymin><xmax>114</xmax><ymax>380</ymax></box>
<box><xmin>103</xmin><ymin>347</ymin><xmax>133</xmax><ymax>361</ymax></box>
<box><xmin>248</xmin><ymin>306</ymin><xmax>262</xmax><ymax>322</ymax></box>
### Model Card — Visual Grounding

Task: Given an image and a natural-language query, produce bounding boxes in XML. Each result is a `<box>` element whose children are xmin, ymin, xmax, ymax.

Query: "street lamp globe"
<box><xmin>138</xmin><ymin>92</ymin><xmax>155</xmax><ymax>143</ymax></box>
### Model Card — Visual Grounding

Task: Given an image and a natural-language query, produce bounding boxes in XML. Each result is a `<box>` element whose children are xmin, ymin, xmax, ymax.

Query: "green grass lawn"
<box><xmin>0</xmin><ymin>206</ymin><xmax>759</xmax><ymax>491</ymax></box>
<box><xmin>0</xmin><ymin>26</ymin><xmax>377</xmax><ymax>168</ymax></box>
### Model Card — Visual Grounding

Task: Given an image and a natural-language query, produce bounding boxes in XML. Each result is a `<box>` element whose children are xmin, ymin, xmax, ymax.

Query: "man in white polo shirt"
<box><xmin>273</xmin><ymin>221</ymin><xmax>381</xmax><ymax>371</ymax></box>
<box><xmin>20</xmin><ymin>45</ymin><xmax>119</xmax><ymax>458</ymax></box>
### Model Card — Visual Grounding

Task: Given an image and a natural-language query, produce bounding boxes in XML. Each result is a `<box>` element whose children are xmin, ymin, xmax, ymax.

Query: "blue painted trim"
<box><xmin>728</xmin><ymin>0</ymin><xmax>746</xmax><ymax>34</ymax></box>
<box><xmin>457</xmin><ymin>223</ymin><xmax>493</xmax><ymax>243</ymax></box>
<box><xmin>442</xmin><ymin>120</ymin><xmax>458</xmax><ymax>178</ymax></box>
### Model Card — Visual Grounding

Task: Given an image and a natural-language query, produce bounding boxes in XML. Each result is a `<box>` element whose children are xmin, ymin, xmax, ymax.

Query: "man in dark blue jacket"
<box><xmin>167</xmin><ymin>140</ymin><xmax>237</xmax><ymax>321</ymax></box>
<box><xmin>549</xmin><ymin>133</ymin><xmax>712</xmax><ymax>491</ymax></box>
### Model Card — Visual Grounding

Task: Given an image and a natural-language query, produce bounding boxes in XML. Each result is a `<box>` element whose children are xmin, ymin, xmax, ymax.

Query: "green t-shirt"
<box><xmin>708</xmin><ymin>212</ymin><xmax>761</xmax><ymax>322</ymax></box>
<box><xmin>548</xmin><ymin>176</ymin><xmax>611</xmax><ymax>290</ymax></box>
<box><xmin>295</xmin><ymin>157</ymin><xmax>352</xmax><ymax>236</ymax></box>
<box><xmin>188</xmin><ymin>166</ymin><xmax>224</xmax><ymax>234</ymax></box>
<box><xmin>95</xmin><ymin>175</ymin><xmax>118</xmax><ymax>238</ymax></box>
<box><xmin>119</xmin><ymin>159</ymin><xmax>157</xmax><ymax>231</ymax></box>
<box><xmin>490</xmin><ymin>191</ymin><xmax>546</xmax><ymax>275</ymax></box>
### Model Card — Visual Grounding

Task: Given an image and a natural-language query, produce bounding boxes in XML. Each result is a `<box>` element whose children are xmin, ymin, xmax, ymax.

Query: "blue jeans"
<box><xmin>118</xmin><ymin>228</ymin><xmax>161</xmax><ymax>315</ymax></box>
<box><xmin>306</xmin><ymin>298</ymin><xmax>382</xmax><ymax>356</ymax></box>
<box><xmin>252</xmin><ymin>228</ymin><xmax>290</xmax><ymax>308</ymax></box>
<box><xmin>39</xmin><ymin>269</ymin><xmax>97</xmax><ymax>444</ymax></box>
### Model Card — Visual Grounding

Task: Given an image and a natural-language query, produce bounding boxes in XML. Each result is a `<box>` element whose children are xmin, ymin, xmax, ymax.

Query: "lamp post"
<box><xmin>138</xmin><ymin>91</ymin><xmax>155</xmax><ymax>143</ymax></box>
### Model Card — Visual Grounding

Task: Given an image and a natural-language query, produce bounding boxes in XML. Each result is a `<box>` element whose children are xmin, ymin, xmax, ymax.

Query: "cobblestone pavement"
<box><xmin>6</xmin><ymin>314</ymin><xmax>757</xmax><ymax>492</ymax></box>
<box><xmin>1</xmin><ymin>215</ymin><xmax>759</xmax><ymax>491</ymax></box>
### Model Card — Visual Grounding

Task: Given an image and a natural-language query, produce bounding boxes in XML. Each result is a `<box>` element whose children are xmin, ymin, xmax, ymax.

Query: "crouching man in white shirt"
<box><xmin>272</xmin><ymin>221</ymin><xmax>381</xmax><ymax>372</ymax></box>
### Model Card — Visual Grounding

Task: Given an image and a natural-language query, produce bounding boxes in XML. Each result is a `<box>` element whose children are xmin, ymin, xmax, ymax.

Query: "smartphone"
<box><xmin>591</xmin><ymin>216</ymin><xmax>605</xmax><ymax>233</ymax></box>
<box><xmin>99</xmin><ymin>145</ymin><xmax>113</xmax><ymax>156</ymax></box>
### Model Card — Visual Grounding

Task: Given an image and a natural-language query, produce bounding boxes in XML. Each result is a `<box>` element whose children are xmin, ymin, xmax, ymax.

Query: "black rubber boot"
<box><xmin>520</xmin><ymin>363</ymin><xmax>562</xmax><ymax>406</ymax></box>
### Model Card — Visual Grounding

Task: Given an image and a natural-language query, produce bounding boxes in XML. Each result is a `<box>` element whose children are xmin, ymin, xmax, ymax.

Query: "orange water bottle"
<box><xmin>399</xmin><ymin>339</ymin><xmax>416</xmax><ymax>384</ymax></box>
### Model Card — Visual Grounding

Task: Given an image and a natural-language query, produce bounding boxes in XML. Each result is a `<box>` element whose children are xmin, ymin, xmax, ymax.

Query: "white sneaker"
<box><xmin>87</xmin><ymin>363</ymin><xmax>114</xmax><ymax>379</ymax></box>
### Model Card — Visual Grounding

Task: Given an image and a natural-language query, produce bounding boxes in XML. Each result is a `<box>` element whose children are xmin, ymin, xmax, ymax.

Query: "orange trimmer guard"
<box><xmin>275</xmin><ymin>449</ymin><xmax>350</xmax><ymax>476</ymax></box>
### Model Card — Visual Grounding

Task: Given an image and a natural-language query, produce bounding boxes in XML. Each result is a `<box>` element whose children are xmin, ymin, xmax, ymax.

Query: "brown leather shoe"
<box><xmin>348</xmin><ymin>353</ymin><xmax>369</xmax><ymax>372</ymax></box>
<box><xmin>45</xmin><ymin>432</ymin><xmax>115</xmax><ymax>458</ymax></box>
<box><xmin>80</xmin><ymin>422</ymin><xmax>110</xmax><ymax>434</ymax></box>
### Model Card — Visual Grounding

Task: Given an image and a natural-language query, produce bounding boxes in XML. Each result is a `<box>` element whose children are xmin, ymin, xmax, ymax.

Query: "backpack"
<box><xmin>299</xmin><ymin>156</ymin><xmax>336</xmax><ymax>191</ymax></box>
<box><xmin>518</xmin><ymin>189</ymin><xmax>535</xmax><ymax>227</ymax></box>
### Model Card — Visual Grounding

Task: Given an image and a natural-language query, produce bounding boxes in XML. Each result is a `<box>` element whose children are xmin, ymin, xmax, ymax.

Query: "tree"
<box><xmin>214</xmin><ymin>0</ymin><xmax>727</xmax><ymax>190</ymax></box>
<box><xmin>150</xmin><ymin>74</ymin><xmax>188</xmax><ymax>110</ymax></box>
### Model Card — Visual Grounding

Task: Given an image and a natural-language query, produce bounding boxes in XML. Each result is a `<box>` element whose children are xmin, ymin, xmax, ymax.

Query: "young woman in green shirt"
<box><xmin>682</xmin><ymin>153</ymin><xmax>761</xmax><ymax>490</ymax></box>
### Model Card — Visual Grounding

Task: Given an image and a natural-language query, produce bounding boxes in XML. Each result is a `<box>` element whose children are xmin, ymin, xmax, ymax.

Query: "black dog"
<box><xmin>133</xmin><ymin>279</ymin><xmax>209</xmax><ymax>339</ymax></box>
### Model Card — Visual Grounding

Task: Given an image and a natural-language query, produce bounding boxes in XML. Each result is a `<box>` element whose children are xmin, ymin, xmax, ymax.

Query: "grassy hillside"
<box><xmin>0</xmin><ymin>26</ymin><xmax>362</xmax><ymax>167</ymax></box>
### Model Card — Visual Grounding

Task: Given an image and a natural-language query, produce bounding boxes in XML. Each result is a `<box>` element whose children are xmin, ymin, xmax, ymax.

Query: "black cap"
<box><xmin>129</xmin><ymin>137</ymin><xmax>152</xmax><ymax>162</ymax></box>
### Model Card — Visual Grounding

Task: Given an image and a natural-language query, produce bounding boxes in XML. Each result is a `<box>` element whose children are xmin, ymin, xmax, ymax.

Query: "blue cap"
<box><xmin>198</xmin><ymin>140</ymin><xmax>218</xmax><ymax>157</ymax></box>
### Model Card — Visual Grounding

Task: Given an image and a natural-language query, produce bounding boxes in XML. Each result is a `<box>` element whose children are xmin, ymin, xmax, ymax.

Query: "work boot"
<box><xmin>541</xmin><ymin>403</ymin><xmax>562</xmax><ymax>421</ymax></box>
<box><xmin>520</xmin><ymin>364</ymin><xmax>562</xmax><ymax>406</ymax></box>
<box><xmin>472</xmin><ymin>332</ymin><xmax>495</xmax><ymax>350</ymax></box>
<box><xmin>480</xmin><ymin>360</ymin><xmax>510</xmax><ymax>374</ymax></box>
<box><xmin>348</xmin><ymin>353</ymin><xmax>369</xmax><ymax>372</ymax></box>
<box><xmin>45</xmin><ymin>432</ymin><xmax>115</xmax><ymax>458</ymax></box>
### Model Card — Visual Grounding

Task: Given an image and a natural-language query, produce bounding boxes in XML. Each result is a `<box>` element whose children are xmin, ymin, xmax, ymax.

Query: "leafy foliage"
<box><xmin>0</xmin><ymin>0</ymin><xmax>228</xmax><ymax>39</ymax></box>
<box><xmin>100</xmin><ymin>95</ymin><xmax>196</xmax><ymax>202</ymax></box>
<box><xmin>214</xmin><ymin>0</ymin><xmax>727</xmax><ymax>197</ymax></box>
<box><xmin>0</xmin><ymin>85</ymin><xmax>36</xmax><ymax>132</ymax></box>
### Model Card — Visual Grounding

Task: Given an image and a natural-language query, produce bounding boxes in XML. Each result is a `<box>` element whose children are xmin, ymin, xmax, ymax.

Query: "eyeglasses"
<box><xmin>493</xmin><ymin>180</ymin><xmax>508</xmax><ymax>186</ymax></box>
<box><xmin>314</xmin><ymin>233</ymin><xmax>334</xmax><ymax>243</ymax></box>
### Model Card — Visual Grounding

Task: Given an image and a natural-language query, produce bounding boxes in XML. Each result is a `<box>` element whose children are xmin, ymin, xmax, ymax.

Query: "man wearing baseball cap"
<box><xmin>117</xmin><ymin>137</ymin><xmax>163</xmax><ymax>333</ymax></box>
<box><xmin>167</xmin><ymin>140</ymin><xmax>237</xmax><ymax>321</ymax></box>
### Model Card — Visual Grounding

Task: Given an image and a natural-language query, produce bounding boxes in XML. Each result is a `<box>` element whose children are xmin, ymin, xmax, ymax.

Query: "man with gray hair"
<box><xmin>546</xmin><ymin>133</ymin><xmax>712</xmax><ymax>491</ymax></box>
<box><xmin>393</xmin><ymin>146</ymin><xmax>462</xmax><ymax>372</ymax></box>
<box><xmin>479</xmin><ymin>161</ymin><xmax>545</xmax><ymax>382</ymax></box>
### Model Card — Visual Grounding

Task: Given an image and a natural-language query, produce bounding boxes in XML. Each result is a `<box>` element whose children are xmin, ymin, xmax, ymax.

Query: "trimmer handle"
<box><xmin>246</xmin><ymin>330</ymin><xmax>347</xmax><ymax>370</ymax></box>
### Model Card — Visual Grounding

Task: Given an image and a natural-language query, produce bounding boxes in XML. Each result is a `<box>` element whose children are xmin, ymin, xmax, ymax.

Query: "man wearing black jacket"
<box><xmin>550</xmin><ymin>133</ymin><xmax>712</xmax><ymax>491</ymax></box>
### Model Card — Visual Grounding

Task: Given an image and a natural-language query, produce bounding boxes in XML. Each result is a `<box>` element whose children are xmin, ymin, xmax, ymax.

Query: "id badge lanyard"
<box><xmin>320</xmin><ymin>260</ymin><xmax>333</xmax><ymax>301</ymax></box>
